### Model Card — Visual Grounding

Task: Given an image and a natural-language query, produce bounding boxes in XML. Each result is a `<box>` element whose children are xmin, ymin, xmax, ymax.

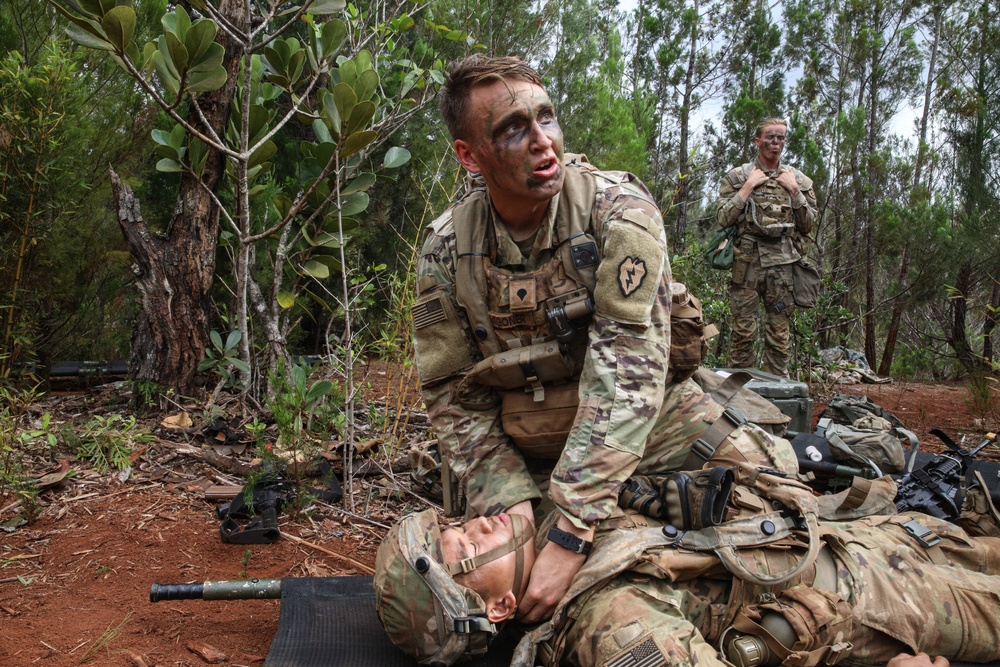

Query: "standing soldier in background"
<box><xmin>716</xmin><ymin>118</ymin><xmax>818</xmax><ymax>377</ymax></box>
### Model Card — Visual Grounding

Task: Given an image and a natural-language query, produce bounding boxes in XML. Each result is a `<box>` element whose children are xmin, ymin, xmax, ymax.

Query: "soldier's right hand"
<box><xmin>739</xmin><ymin>168</ymin><xmax>770</xmax><ymax>199</ymax></box>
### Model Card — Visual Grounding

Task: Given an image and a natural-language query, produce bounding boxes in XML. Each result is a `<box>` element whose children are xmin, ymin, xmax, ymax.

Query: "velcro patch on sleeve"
<box><xmin>412</xmin><ymin>292</ymin><xmax>474</xmax><ymax>384</ymax></box>
<box><xmin>595</xmin><ymin>220</ymin><xmax>665</xmax><ymax>326</ymax></box>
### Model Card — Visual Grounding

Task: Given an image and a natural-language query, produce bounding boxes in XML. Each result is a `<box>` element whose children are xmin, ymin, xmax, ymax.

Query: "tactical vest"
<box><xmin>738</xmin><ymin>162</ymin><xmax>795</xmax><ymax>239</ymax></box>
<box><xmin>451</xmin><ymin>157</ymin><xmax>711</xmax><ymax>458</ymax></box>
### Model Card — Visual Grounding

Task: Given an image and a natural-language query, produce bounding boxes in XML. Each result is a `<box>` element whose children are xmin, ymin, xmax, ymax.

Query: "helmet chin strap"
<box><xmin>445</xmin><ymin>514</ymin><xmax>535</xmax><ymax>599</ymax></box>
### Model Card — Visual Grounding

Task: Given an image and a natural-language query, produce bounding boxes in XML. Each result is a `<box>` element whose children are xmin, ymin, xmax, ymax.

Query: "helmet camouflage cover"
<box><xmin>374</xmin><ymin>509</ymin><xmax>531</xmax><ymax>665</ymax></box>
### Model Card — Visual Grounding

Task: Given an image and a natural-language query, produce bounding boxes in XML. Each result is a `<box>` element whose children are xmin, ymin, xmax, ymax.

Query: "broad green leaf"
<box><xmin>229</xmin><ymin>358</ymin><xmax>251</xmax><ymax>373</ymax></box>
<box><xmin>155</xmin><ymin>34</ymin><xmax>180</xmax><ymax>79</ymax></box>
<box><xmin>277</xmin><ymin>291</ymin><xmax>296</xmax><ymax>309</ymax></box>
<box><xmin>339</xmin><ymin>60</ymin><xmax>357</xmax><ymax>88</ymax></box>
<box><xmin>338</xmin><ymin>192</ymin><xmax>369</xmax><ymax>217</ymax></box>
<box><xmin>185</xmin><ymin>19</ymin><xmax>217</xmax><ymax>63</ymax></box>
<box><xmin>164</xmin><ymin>30</ymin><xmax>189</xmax><ymax>74</ymax></box>
<box><xmin>153</xmin><ymin>52</ymin><xmax>180</xmax><ymax>96</ymax></box>
<box><xmin>247</xmin><ymin>105</ymin><xmax>273</xmax><ymax>142</ymax></box>
<box><xmin>320</xmin><ymin>19</ymin><xmax>347</xmax><ymax>58</ymax></box>
<box><xmin>393</xmin><ymin>14</ymin><xmax>415</xmax><ymax>31</ymax></box>
<box><xmin>162</xmin><ymin>6</ymin><xmax>191</xmax><ymax>41</ymax></box>
<box><xmin>248</xmin><ymin>184</ymin><xmax>267</xmax><ymax>199</ymax></box>
<box><xmin>341</xmin><ymin>172</ymin><xmax>375</xmax><ymax>195</ymax></box>
<box><xmin>429</xmin><ymin>68</ymin><xmax>445</xmax><ymax>86</ymax></box>
<box><xmin>273</xmin><ymin>194</ymin><xmax>293</xmax><ymax>219</ymax></box>
<box><xmin>210</xmin><ymin>330</ymin><xmax>223</xmax><ymax>350</ymax></box>
<box><xmin>65</xmin><ymin>23</ymin><xmax>114</xmax><ymax>51</ymax></box>
<box><xmin>124</xmin><ymin>41</ymin><xmax>141</xmax><ymax>67</ymax></box>
<box><xmin>445</xmin><ymin>29</ymin><xmax>467</xmax><ymax>41</ymax></box>
<box><xmin>169</xmin><ymin>123</ymin><xmax>185</xmax><ymax>149</ymax></box>
<box><xmin>249</xmin><ymin>140</ymin><xmax>277</xmax><ymax>169</ymax></box>
<box><xmin>354</xmin><ymin>50</ymin><xmax>372</xmax><ymax>73</ymax></box>
<box><xmin>333</xmin><ymin>82</ymin><xmax>357</xmax><ymax>130</ymax></box>
<box><xmin>340</xmin><ymin>130</ymin><xmax>377</xmax><ymax>158</ymax></box>
<box><xmin>189</xmin><ymin>42</ymin><xmax>224</xmax><ymax>73</ymax></box>
<box><xmin>312</xmin><ymin>118</ymin><xmax>333</xmax><ymax>144</ymax></box>
<box><xmin>151</xmin><ymin>129</ymin><xmax>172</xmax><ymax>146</ymax></box>
<box><xmin>306</xmin><ymin>380</ymin><xmax>334</xmax><ymax>401</ymax></box>
<box><xmin>321</xmin><ymin>89</ymin><xmax>341</xmax><ymax>135</ymax></box>
<box><xmin>315</xmin><ymin>232</ymin><xmax>342</xmax><ymax>248</ymax></box>
<box><xmin>354</xmin><ymin>69</ymin><xmax>378</xmax><ymax>102</ymax></box>
<box><xmin>189</xmin><ymin>137</ymin><xmax>208</xmax><ymax>175</ymax></box>
<box><xmin>224</xmin><ymin>329</ymin><xmax>242</xmax><ymax>351</ymax></box>
<box><xmin>309</xmin><ymin>0</ymin><xmax>347</xmax><ymax>13</ymax></box>
<box><xmin>78</xmin><ymin>0</ymin><xmax>108</xmax><ymax>17</ymax></box>
<box><xmin>383</xmin><ymin>146</ymin><xmax>410</xmax><ymax>169</ymax></box>
<box><xmin>303</xmin><ymin>260</ymin><xmax>330</xmax><ymax>279</ymax></box>
<box><xmin>101</xmin><ymin>5</ymin><xmax>135</xmax><ymax>52</ymax></box>
<box><xmin>153</xmin><ymin>143</ymin><xmax>180</xmax><ymax>161</ymax></box>
<box><xmin>155</xmin><ymin>158</ymin><xmax>183</xmax><ymax>172</ymax></box>
<box><xmin>345</xmin><ymin>100</ymin><xmax>375</xmax><ymax>134</ymax></box>
<box><xmin>187</xmin><ymin>66</ymin><xmax>227</xmax><ymax>93</ymax></box>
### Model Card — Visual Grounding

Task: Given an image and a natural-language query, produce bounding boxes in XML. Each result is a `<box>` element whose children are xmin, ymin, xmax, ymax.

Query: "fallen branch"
<box><xmin>283</xmin><ymin>533</ymin><xmax>375</xmax><ymax>574</ymax></box>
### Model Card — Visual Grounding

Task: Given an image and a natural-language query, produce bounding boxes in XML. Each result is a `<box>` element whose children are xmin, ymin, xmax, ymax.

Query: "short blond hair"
<box><xmin>755</xmin><ymin>118</ymin><xmax>787</xmax><ymax>137</ymax></box>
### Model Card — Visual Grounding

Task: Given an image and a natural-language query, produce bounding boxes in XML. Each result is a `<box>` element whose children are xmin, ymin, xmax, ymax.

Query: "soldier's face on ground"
<box><xmin>754</xmin><ymin>124</ymin><xmax>787</xmax><ymax>164</ymax></box>
<box><xmin>454</xmin><ymin>79</ymin><xmax>565</xmax><ymax>210</ymax></box>
<box><xmin>440</xmin><ymin>513</ymin><xmax>535</xmax><ymax>604</ymax></box>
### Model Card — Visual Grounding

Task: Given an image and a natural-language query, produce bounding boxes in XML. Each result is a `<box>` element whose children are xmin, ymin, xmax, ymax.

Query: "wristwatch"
<box><xmin>546</xmin><ymin>526</ymin><xmax>592</xmax><ymax>555</ymax></box>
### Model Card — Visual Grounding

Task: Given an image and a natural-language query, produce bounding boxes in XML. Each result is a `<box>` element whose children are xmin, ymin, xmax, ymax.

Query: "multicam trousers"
<box><xmin>729</xmin><ymin>244</ymin><xmax>795</xmax><ymax>377</ymax></box>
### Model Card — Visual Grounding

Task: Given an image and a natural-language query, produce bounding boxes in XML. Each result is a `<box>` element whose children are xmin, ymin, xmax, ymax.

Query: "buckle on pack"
<box><xmin>453</xmin><ymin>616</ymin><xmax>495</xmax><ymax>634</ymax></box>
<box><xmin>721</xmin><ymin>407</ymin><xmax>747</xmax><ymax>429</ymax></box>
<box><xmin>901</xmin><ymin>519</ymin><xmax>940</xmax><ymax>548</ymax></box>
<box><xmin>691</xmin><ymin>438</ymin><xmax>716</xmax><ymax>463</ymax></box>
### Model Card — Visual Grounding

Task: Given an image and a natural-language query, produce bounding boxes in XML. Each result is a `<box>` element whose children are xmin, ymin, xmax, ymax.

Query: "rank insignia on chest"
<box><xmin>509</xmin><ymin>278</ymin><xmax>537</xmax><ymax>311</ymax></box>
<box><xmin>617</xmin><ymin>256</ymin><xmax>647</xmax><ymax>297</ymax></box>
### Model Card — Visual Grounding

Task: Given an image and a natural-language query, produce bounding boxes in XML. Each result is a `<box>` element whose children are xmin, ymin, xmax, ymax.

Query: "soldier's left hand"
<box><xmin>776</xmin><ymin>170</ymin><xmax>800</xmax><ymax>197</ymax></box>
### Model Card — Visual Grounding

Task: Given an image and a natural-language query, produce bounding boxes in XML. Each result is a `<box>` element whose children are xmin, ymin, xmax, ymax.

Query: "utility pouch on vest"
<box><xmin>464</xmin><ymin>340</ymin><xmax>575</xmax><ymax>399</ymax></box>
<box><xmin>501</xmin><ymin>383</ymin><xmax>580</xmax><ymax>458</ymax></box>
<box><xmin>732</xmin><ymin>243</ymin><xmax>752</xmax><ymax>285</ymax></box>
<box><xmin>791</xmin><ymin>258</ymin><xmax>822</xmax><ymax>309</ymax></box>
<box><xmin>668</xmin><ymin>283</ymin><xmax>718</xmax><ymax>384</ymax></box>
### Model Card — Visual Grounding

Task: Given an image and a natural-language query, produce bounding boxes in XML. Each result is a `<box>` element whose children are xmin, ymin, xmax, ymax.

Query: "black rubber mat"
<box><xmin>264</xmin><ymin>576</ymin><xmax>522</xmax><ymax>667</ymax></box>
<box><xmin>264</xmin><ymin>574</ymin><xmax>1000</xmax><ymax>666</ymax></box>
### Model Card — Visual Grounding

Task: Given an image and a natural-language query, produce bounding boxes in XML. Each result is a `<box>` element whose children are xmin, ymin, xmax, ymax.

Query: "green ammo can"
<box><xmin>713</xmin><ymin>368</ymin><xmax>814</xmax><ymax>435</ymax></box>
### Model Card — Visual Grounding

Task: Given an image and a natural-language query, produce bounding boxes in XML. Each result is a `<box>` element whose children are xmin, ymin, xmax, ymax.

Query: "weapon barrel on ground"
<box><xmin>150</xmin><ymin>578</ymin><xmax>283</xmax><ymax>602</ymax></box>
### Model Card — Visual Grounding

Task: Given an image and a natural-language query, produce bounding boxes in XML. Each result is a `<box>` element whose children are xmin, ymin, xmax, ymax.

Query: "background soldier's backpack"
<box><xmin>817</xmin><ymin>394</ymin><xmax>909</xmax><ymax>474</ymax></box>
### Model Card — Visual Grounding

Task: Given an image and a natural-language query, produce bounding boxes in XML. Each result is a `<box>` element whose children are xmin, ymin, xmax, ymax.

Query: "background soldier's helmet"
<box><xmin>373</xmin><ymin>509</ymin><xmax>533</xmax><ymax>665</ymax></box>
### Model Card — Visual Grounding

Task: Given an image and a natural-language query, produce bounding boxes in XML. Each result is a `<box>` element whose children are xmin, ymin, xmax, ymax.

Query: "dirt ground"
<box><xmin>1</xmin><ymin>365</ymin><xmax>998</xmax><ymax>667</ymax></box>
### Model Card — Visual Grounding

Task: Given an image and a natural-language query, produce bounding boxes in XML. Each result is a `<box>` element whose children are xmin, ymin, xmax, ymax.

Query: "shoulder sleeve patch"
<box><xmin>412</xmin><ymin>291</ymin><xmax>474</xmax><ymax>384</ymax></box>
<box><xmin>594</xmin><ymin>221</ymin><xmax>665</xmax><ymax>326</ymax></box>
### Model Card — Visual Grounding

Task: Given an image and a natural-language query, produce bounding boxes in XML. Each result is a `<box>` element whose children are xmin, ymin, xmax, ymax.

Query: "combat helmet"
<box><xmin>373</xmin><ymin>509</ymin><xmax>534</xmax><ymax>665</ymax></box>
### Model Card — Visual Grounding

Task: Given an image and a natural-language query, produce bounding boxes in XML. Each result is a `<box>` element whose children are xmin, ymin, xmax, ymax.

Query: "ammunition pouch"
<box><xmin>723</xmin><ymin>583</ymin><xmax>854</xmax><ymax>667</ymax></box>
<box><xmin>500</xmin><ymin>383</ymin><xmax>580</xmax><ymax>459</ymax></box>
<box><xmin>668</xmin><ymin>282</ymin><xmax>718</xmax><ymax>384</ymax></box>
<box><xmin>459</xmin><ymin>341</ymin><xmax>575</xmax><ymax>403</ymax></box>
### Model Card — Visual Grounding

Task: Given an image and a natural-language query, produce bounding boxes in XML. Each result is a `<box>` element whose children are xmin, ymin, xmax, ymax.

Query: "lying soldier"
<box><xmin>374</xmin><ymin>463</ymin><xmax>1000</xmax><ymax>667</ymax></box>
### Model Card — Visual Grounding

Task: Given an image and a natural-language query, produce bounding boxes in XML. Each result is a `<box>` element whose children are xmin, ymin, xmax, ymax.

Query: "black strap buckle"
<box><xmin>901</xmin><ymin>518</ymin><xmax>940</xmax><ymax>548</ymax></box>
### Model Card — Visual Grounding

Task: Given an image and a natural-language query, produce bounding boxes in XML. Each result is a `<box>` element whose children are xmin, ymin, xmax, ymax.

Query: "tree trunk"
<box><xmin>112</xmin><ymin>0</ymin><xmax>247</xmax><ymax>396</ymax></box>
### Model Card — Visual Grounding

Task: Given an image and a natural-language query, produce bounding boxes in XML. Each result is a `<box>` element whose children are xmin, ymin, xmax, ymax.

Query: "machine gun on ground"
<box><xmin>894</xmin><ymin>429</ymin><xmax>998</xmax><ymax>521</ymax></box>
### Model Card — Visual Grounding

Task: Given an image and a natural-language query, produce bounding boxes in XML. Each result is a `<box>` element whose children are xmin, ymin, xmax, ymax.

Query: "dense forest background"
<box><xmin>1</xmin><ymin>0</ymin><xmax>997</xmax><ymax>402</ymax></box>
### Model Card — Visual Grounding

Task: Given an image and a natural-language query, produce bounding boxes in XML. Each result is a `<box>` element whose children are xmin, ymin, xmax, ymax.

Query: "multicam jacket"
<box><xmin>716</xmin><ymin>158</ymin><xmax>817</xmax><ymax>266</ymax></box>
<box><xmin>412</xmin><ymin>156</ymin><xmax>672</xmax><ymax>530</ymax></box>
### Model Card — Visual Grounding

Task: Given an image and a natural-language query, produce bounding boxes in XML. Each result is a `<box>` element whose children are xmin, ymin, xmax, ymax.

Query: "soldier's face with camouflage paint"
<box><xmin>440</xmin><ymin>513</ymin><xmax>535</xmax><ymax>621</ymax></box>
<box><xmin>754</xmin><ymin>123</ymin><xmax>787</xmax><ymax>168</ymax></box>
<box><xmin>453</xmin><ymin>78</ymin><xmax>565</xmax><ymax>222</ymax></box>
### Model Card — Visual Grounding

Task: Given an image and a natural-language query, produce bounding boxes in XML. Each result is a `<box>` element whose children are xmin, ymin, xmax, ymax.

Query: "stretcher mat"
<box><xmin>262</xmin><ymin>575</ymin><xmax>1000</xmax><ymax>667</ymax></box>
<box><xmin>263</xmin><ymin>575</ymin><xmax>522</xmax><ymax>667</ymax></box>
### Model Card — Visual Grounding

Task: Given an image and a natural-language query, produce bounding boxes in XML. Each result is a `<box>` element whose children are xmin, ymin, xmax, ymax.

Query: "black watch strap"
<box><xmin>546</xmin><ymin>526</ymin><xmax>592</xmax><ymax>555</ymax></box>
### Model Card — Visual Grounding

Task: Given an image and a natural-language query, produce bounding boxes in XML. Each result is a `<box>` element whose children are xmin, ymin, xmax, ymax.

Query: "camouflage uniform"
<box><xmin>415</xmin><ymin>156</ymin><xmax>797</xmax><ymax>530</ymax></box>
<box><xmin>716</xmin><ymin>159</ymin><xmax>817</xmax><ymax>377</ymax></box>
<box><xmin>550</xmin><ymin>510</ymin><xmax>1000</xmax><ymax>667</ymax></box>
